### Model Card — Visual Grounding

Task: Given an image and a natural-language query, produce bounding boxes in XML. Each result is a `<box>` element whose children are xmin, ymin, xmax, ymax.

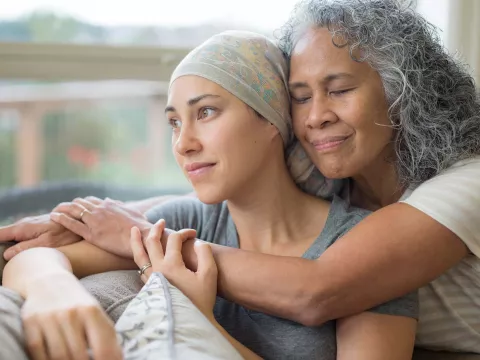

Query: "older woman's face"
<box><xmin>289</xmin><ymin>28</ymin><xmax>393</xmax><ymax>179</ymax></box>
<box><xmin>166</xmin><ymin>76</ymin><xmax>279</xmax><ymax>204</ymax></box>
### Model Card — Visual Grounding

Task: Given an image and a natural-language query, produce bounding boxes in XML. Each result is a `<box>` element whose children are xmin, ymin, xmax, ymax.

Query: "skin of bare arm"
<box><xmin>48</xmin><ymin>202</ymin><xmax>465</xmax><ymax>327</ymax></box>
<box><xmin>182</xmin><ymin>203</ymin><xmax>466</xmax><ymax>326</ymax></box>
<box><xmin>336</xmin><ymin>312</ymin><xmax>417</xmax><ymax>360</ymax></box>
<box><xmin>56</xmin><ymin>241</ymin><xmax>137</xmax><ymax>279</ymax></box>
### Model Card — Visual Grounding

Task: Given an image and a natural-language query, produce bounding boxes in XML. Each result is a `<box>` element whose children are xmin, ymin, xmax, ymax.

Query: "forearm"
<box><xmin>182</xmin><ymin>203</ymin><xmax>467</xmax><ymax>326</ymax></box>
<box><xmin>58</xmin><ymin>241</ymin><xmax>137</xmax><ymax>278</ymax></box>
<box><xmin>210</xmin><ymin>319</ymin><xmax>262</xmax><ymax>360</ymax></box>
<box><xmin>336</xmin><ymin>312</ymin><xmax>416</xmax><ymax>360</ymax></box>
<box><xmin>2</xmin><ymin>248</ymin><xmax>74</xmax><ymax>297</ymax></box>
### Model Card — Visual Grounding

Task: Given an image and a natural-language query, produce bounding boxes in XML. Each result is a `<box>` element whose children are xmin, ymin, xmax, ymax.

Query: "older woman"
<box><xmin>0</xmin><ymin>0</ymin><xmax>479</xmax><ymax>356</ymax></box>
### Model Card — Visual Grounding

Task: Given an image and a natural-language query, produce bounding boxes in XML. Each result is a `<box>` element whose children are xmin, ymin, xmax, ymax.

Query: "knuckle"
<box><xmin>96</xmin><ymin>345</ymin><xmax>121</xmax><ymax>360</ymax></box>
<box><xmin>146</xmin><ymin>234</ymin><xmax>157</xmax><ymax>245</ymax></box>
<box><xmin>56</xmin><ymin>308</ymin><xmax>76</xmax><ymax>323</ymax></box>
<box><xmin>51</xmin><ymin>352</ymin><xmax>67</xmax><ymax>360</ymax></box>
<box><xmin>25</xmin><ymin>336</ymin><xmax>43</xmax><ymax>351</ymax></box>
<box><xmin>161</xmin><ymin>262</ymin><xmax>175</xmax><ymax>275</ymax></box>
<box><xmin>77</xmin><ymin>304</ymin><xmax>101</xmax><ymax>319</ymax></box>
<box><xmin>57</xmin><ymin>201</ymin><xmax>70</xmax><ymax>209</ymax></box>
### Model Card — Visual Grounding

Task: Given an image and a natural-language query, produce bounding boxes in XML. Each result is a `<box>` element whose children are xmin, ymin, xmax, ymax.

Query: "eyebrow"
<box><xmin>289</xmin><ymin>72</ymin><xmax>355</xmax><ymax>90</ymax></box>
<box><xmin>165</xmin><ymin>94</ymin><xmax>221</xmax><ymax>113</ymax></box>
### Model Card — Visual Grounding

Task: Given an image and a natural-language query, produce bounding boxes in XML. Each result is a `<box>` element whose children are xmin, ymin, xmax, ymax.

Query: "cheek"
<box><xmin>292</xmin><ymin>108</ymin><xmax>306</xmax><ymax>137</ymax></box>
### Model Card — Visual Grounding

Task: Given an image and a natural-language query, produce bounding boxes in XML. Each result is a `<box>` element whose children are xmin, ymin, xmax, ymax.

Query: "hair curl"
<box><xmin>277</xmin><ymin>0</ymin><xmax>480</xmax><ymax>185</ymax></box>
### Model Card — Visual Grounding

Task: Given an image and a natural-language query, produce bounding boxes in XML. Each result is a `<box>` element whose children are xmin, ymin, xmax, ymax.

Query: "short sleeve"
<box><xmin>145</xmin><ymin>197</ymin><xmax>206</xmax><ymax>234</ymax></box>
<box><xmin>368</xmin><ymin>291</ymin><xmax>419</xmax><ymax>319</ymax></box>
<box><xmin>400</xmin><ymin>157</ymin><xmax>480</xmax><ymax>258</ymax></box>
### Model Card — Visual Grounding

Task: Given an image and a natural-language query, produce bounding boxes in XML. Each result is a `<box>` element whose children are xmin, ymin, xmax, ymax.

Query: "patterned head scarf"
<box><xmin>169</xmin><ymin>30</ymin><xmax>342</xmax><ymax>198</ymax></box>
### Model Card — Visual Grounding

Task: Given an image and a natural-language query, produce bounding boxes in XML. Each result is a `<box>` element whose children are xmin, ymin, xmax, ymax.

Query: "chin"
<box><xmin>314</xmin><ymin>162</ymin><xmax>351</xmax><ymax>179</ymax></box>
<box><xmin>194</xmin><ymin>187</ymin><xmax>227</xmax><ymax>205</ymax></box>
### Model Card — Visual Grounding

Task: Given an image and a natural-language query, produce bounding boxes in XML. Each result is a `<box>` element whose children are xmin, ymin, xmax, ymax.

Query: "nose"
<box><xmin>174</xmin><ymin>122</ymin><xmax>202</xmax><ymax>156</ymax></box>
<box><xmin>305</xmin><ymin>95</ymin><xmax>338</xmax><ymax>129</ymax></box>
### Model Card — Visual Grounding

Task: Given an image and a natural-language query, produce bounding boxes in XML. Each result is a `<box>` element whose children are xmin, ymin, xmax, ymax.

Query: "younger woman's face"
<box><xmin>289</xmin><ymin>28</ymin><xmax>394</xmax><ymax>179</ymax></box>
<box><xmin>167</xmin><ymin>76</ymin><xmax>279</xmax><ymax>204</ymax></box>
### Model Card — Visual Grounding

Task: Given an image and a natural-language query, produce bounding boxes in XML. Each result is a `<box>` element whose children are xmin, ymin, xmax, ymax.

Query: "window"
<box><xmin>0</xmin><ymin>0</ymin><xmax>298</xmax><ymax>193</ymax></box>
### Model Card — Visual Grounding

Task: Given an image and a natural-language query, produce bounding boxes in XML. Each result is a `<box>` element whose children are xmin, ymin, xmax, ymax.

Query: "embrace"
<box><xmin>1</xmin><ymin>0</ymin><xmax>479</xmax><ymax>359</ymax></box>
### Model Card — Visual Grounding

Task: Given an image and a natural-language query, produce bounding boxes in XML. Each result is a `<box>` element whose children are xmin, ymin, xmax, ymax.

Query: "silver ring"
<box><xmin>138</xmin><ymin>262</ymin><xmax>152</xmax><ymax>276</ymax></box>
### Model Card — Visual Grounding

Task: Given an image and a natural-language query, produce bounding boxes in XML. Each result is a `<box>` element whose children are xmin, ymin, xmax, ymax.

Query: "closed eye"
<box><xmin>291</xmin><ymin>96</ymin><xmax>311</xmax><ymax>104</ymax></box>
<box><xmin>329</xmin><ymin>88</ymin><xmax>355</xmax><ymax>96</ymax></box>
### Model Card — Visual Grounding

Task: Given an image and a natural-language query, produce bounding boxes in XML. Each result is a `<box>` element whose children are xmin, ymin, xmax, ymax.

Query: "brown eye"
<box><xmin>198</xmin><ymin>107</ymin><xmax>215</xmax><ymax>119</ymax></box>
<box><xmin>169</xmin><ymin>119</ymin><xmax>182</xmax><ymax>129</ymax></box>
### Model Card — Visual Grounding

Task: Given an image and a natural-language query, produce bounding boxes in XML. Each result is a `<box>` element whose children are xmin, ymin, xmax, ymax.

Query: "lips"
<box><xmin>311</xmin><ymin>135</ymin><xmax>352</xmax><ymax>151</ymax></box>
<box><xmin>184</xmin><ymin>162</ymin><xmax>216</xmax><ymax>180</ymax></box>
<box><xmin>184</xmin><ymin>162</ymin><xmax>216</xmax><ymax>172</ymax></box>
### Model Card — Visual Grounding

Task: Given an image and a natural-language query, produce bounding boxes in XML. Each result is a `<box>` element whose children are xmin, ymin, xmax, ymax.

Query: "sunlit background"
<box><xmin>0</xmin><ymin>0</ymin><xmax>478</xmax><ymax>215</ymax></box>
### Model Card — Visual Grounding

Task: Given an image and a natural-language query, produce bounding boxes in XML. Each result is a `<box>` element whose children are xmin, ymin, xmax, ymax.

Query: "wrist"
<box><xmin>16</xmin><ymin>270</ymin><xmax>76</xmax><ymax>300</ymax></box>
<box><xmin>2</xmin><ymin>248</ymin><xmax>73</xmax><ymax>297</ymax></box>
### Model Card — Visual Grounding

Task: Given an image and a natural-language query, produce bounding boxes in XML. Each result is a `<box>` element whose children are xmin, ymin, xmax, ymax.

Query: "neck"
<box><xmin>350</xmin><ymin>149</ymin><xmax>403</xmax><ymax>210</ymax></box>
<box><xmin>226</xmin><ymin>153</ymin><xmax>328</xmax><ymax>254</ymax></box>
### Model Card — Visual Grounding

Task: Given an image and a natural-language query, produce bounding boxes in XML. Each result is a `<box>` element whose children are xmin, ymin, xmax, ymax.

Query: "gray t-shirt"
<box><xmin>146</xmin><ymin>196</ymin><xmax>418</xmax><ymax>360</ymax></box>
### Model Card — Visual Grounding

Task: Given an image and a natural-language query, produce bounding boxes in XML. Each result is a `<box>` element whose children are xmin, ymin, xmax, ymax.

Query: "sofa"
<box><xmin>0</xmin><ymin>182</ymin><xmax>479</xmax><ymax>360</ymax></box>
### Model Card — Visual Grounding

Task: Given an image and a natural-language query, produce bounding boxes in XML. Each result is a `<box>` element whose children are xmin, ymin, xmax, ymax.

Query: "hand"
<box><xmin>50</xmin><ymin>197</ymin><xmax>152</xmax><ymax>258</ymax></box>
<box><xmin>0</xmin><ymin>215</ymin><xmax>81</xmax><ymax>261</ymax></box>
<box><xmin>22</xmin><ymin>272</ymin><xmax>122</xmax><ymax>360</ymax></box>
<box><xmin>131</xmin><ymin>220</ymin><xmax>218</xmax><ymax>319</ymax></box>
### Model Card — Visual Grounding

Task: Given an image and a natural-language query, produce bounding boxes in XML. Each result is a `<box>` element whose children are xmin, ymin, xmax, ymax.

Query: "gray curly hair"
<box><xmin>278</xmin><ymin>0</ymin><xmax>480</xmax><ymax>186</ymax></box>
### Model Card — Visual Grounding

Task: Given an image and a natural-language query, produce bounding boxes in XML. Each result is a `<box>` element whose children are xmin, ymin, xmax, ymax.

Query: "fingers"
<box><xmin>194</xmin><ymin>241</ymin><xmax>217</xmax><ymax>278</ymax></box>
<box><xmin>164</xmin><ymin>229</ymin><xmax>196</xmax><ymax>263</ymax></box>
<box><xmin>59</xmin><ymin>315</ymin><xmax>89</xmax><ymax>360</ymax></box>
<box><xmin>0</xmin><ymin>224</ymin><xmax>17</xmax><ymax>242</ymax></box>
<box><xmin>23</xmin><ymin>319</ymin><xmax>48</xmax><ymax>360</ymax></box>
<box><xmin>72</xmin><ymin>198</ymin><xmax>96</xmax><ymax>211</ymax></box>
<box><xmin>144</xmin><ymin>219</ymin><xmax>166</xmax><ymax>262</ymax></box>
<box><xmin>54</xmin><ymin>202</ymin><xmax>92</xmax><ymax>224</ymax></box>
<box><xmin>83</xmin><ymin>196</ymin><xmax>103</xmax><ymax>205</ymax></box>
<box><xmin>3</xmin><ymin>238</ymin><xmax>49</xmax><ymax>260</ymax></box>
<box><xmin>131</xmin><ymin>227</ymin><xmax>152</xmax><ymax>279</ymax></box>
<box><xmin>38</xmin><ymin>319</ymin><xmax>70</xmax><ymax>360</ymax></box>
<box><xmin>83</xmin><ymin>307</ymin><xmax>122</xmax><ymax>360</ymax></box>
<box><xmin>50</xmin><ymin>212</ymin><xmax>89</xmax><ymax>240</ymax></box>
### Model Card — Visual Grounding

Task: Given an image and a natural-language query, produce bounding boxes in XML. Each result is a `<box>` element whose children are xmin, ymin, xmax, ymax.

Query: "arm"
<box><xmin>2</xmin><ymin>248</ymin><xmax>122</xmax><ymax>360</ymax></box>
<box><xmin>179</xmin><ymin>203</ymin><xmax>466</xmax><ymax>326</ymax></box>
<box><xmin>57</xmin><ymin>241</ymin><xmax>137</xmax><ymax>278</ymax></box>
<box><xmin>0</xmin><ymin>193</ymin><xmax>187</xmax><ymax>261</ymax></box>
<box><xmin>195</xmin><ymin>159</ymin><xmax>480</xmax><ymax>326</ymax></box>
<box><xmin>336</xmin><ymin>312</ymin><xmax>416</xmax><ymax>360</ymax></box>
<box><xmin>3</xmin><ymin>247</ymin><xmax>74</xmax><ymax>297</ymax></box>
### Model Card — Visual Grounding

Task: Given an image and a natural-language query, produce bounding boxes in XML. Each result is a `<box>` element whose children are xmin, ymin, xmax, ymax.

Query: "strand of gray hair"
<box><xmin>277</xmin><ymin>0</ymin><xmax>480</xmax><ymax>186</ymax></box>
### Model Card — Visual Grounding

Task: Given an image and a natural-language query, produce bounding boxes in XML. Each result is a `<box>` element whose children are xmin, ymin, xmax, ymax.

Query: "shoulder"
<box><xmin>314</xmin><ymin>196</ymin><xmax>371</xmax><ymax>252</ymax></box>
<box><xmin>145</xmin><ymin>197</ymin><xmax>230</xmax><ymax>239</ymax></box>
<box><xmin>330</xmin><ymin>195</ymin><xmax>371</xmax><ymax>235</ymax></box>
<box><xmin>403</xmin><ymin>156</ymin><xmax>480</xmax><ymax>199</ymax></box>
<box><xmin>401</xmin><ymin>156</ymin><xmax>480</xmax><ymax>257</ymax></box>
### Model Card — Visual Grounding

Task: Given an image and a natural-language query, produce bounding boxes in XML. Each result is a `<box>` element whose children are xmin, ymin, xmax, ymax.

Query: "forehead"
<box><xmin>290</xmin><ymin>28</ymin><xmax>370</xmax><ymax>80</ymax></box>
<box><xmin>168</xmin><ymin>76</ymin><xmax>230</xmax><ymax>103</ymax></box>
